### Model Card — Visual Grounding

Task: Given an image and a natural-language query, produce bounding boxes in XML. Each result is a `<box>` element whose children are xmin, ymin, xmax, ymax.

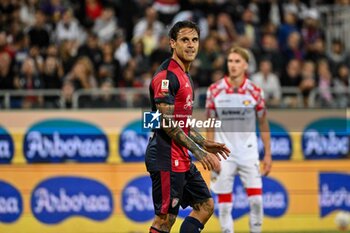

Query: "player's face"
<box><xmin>227</xmin><ymin>52</ymin><xmax>248</xmax><ymax>79</ymax></box>
<box><xmin>170</xmin><ymin>28</ymin><xmax>199</xmax><ymax>63</ymax></box>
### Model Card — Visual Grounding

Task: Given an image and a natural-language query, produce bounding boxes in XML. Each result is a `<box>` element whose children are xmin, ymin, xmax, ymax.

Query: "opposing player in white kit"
<box><xmin>206</xmin><ymin>46</ymin><xmax>272</xmax><ymax>233</ymax></box>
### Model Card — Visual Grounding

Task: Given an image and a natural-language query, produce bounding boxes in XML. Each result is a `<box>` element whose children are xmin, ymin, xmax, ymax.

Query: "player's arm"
<box><xmin>258</xmin><ymin>114</ymin><xmax>272</xmax><ymax>176</ymax></box>
<box><xmin>156</xmin><ymin>102</ymin><xmax>218</xmax><ymax>171</ymax></box>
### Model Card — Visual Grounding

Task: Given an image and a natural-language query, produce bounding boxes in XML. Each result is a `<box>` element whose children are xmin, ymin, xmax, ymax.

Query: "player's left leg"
<box><xmin>238</xmin><ymin>159</ymin><xmax>263</xmax><ymax>233</ymax></box>
<box><xmin>179</xmin><ymin>163</ymin><xmax>213</xmax><ymax>233</ymax></box>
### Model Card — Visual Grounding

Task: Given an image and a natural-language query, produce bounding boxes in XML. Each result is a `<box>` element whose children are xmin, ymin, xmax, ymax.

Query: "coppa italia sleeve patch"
<box><xmin>161</xmin><ymin>80</ymin><xmax>169</xmax><ymax>92</ymax></box>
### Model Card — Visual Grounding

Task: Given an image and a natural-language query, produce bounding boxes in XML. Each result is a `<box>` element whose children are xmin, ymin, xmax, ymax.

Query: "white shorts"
<box><xmin>210</xmin><ymin>159</ymin><xmax>262</xmax><ymax>194</ymax></box>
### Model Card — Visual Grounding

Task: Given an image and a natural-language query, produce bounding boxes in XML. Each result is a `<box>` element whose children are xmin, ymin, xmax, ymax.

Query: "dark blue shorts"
<box><xmin>149</xmin><ymin>163</ymin><xmax>212</xmax><ymax>216</ymax></box>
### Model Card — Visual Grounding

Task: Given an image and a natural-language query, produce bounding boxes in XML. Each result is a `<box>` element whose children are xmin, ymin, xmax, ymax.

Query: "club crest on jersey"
<box><xmin>172</xmin><ymin>198</ymin><xmax>179</xmax><ymax>208</ymax></box>
<box><xmin>184</xmin><ymin>94</ymin><xmax>193</xmax><ymax>110</ymax></box>
<box><xmin>242</xmin><ymin>100</ymin><xmax>252</xmax><ymax>106</ymax></box>
<box><xmin>161</xmin><ymin>80</ymin><xmax>169</xmax><ymax>91</ymax></box>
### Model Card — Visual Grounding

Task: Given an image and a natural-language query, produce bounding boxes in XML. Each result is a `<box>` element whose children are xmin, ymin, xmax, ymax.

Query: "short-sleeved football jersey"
<box><xmin>206</xmin><ymin>76</ymin><xmax>266</xmax><ymax>161</ymax></box>
<box><xmin>146</xmin><ymin>58</ymin><xmax>195</xmax><ymax>172</ymax></box>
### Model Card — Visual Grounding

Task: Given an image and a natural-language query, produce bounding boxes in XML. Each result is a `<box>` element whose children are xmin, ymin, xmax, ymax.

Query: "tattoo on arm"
<box><xmin>189</xmin><ymin>128</ymin><xmax>206</xmax><ymax>147</ymax></box>
<box><xmin>157</xmin><ymin>103</ymin><xmax>207</xmax><ymax>159</ymax></box>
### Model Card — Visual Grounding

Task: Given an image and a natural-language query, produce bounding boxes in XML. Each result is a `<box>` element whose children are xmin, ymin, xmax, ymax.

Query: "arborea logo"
<box><xmin>23</xmin><ymin>119</ymin><xmax>109</xmax><ymax>163</ymax></box>
<box><xmin>142</xmin><ymin>110</ymin><xmax>221</xmax><ymax>130</ymax></box>
<box><xmin>122</xmin><ymin>176</ymin><xmax>154</xmax><ymax>222</ymax></box>
<box><xmin>0</xmin><ymin>180</ymin><xmax>23</xmax><ymax>223</ymax></box>
<box><xmin>319</xmin><ymin>173</ymin><xmax>350</xmax><ymax>217</ymax></box>
<box><xmin>31</xmin><ymin>176</ymin><xmax>114</xmax><ymax>224</ymax></box>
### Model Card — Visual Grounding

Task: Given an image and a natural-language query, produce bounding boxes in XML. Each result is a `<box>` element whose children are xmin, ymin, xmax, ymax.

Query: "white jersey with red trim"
<box><xmin>206</xmin><ymin>76</ymin><xmax>267</xmax><ymax>161</ymax></box>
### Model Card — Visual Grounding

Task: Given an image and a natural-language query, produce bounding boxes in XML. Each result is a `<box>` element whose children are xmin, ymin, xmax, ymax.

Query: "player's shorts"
<box><xmin>149</xmin><ymin>163</ymin><xmax>211</xmax><ymax>216</ymax></box>
<box><xmin>210</xmin><ymin>159</ymin><xmax>262</xmax><ymax>194</ymax></box>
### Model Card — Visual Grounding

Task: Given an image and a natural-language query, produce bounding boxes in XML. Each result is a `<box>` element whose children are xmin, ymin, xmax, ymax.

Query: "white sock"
<box><xmin>248</xmin><ymin>195</ymin><xmax>263</xmax><ymax>233</ymax></box>
<box><xmin>218</xmin><ymin>202</ymin><xmax>234</xmax><ymax>233</ymax></box>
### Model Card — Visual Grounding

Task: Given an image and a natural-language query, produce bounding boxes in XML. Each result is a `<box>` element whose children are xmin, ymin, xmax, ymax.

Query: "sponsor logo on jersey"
<box><xmin>23</xmin><ymin>119</ymin><xmax>109</xmax><ymax>163</ymax></box>
<box><xmin>258</xmin><ymin>121</ymin><xmax>292</xmax><ymax>160</ymax></box>
<box><xmin>0</xmin><ymin>126</ymin><xmax>14</xmax><ymax>164</ymax></box>
<box><xmin>212</xmin><ymin>176</ymin><xmax>288</xmax><ymax>219</ymax></box>
<box><xmin>31</xmin><ymin>176</ymin><xmax>113</xmax><ymax>224</ymax></box>
<box><xmin>242</xmin><ymin>100</ymin><xmax>252</xmax><ymax>106</ymax></box>
<box><xmin>0</xmin><ymin>180</ymin><xmax>23</xmax><ymax>223</ymax></box>
<box><xmin>319</xmin><ymin>173</ymin><xmax>350</xmax><ymax>217</ymax></box>
<box><xmin>120</xmin><ymin>119</ymin><xmax>150</xmax><ymax>162</ymax></box>
<box><xmin>302</xmin><ymin>118</ymin><xmax>348</xmax><ymax>159</ymax></box>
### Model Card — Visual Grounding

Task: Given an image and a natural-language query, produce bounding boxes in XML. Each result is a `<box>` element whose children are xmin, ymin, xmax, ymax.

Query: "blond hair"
<box><xmin>228</xmin><ymin>46</ymin><xmax>249</xmax><ymax>63</ymax></box>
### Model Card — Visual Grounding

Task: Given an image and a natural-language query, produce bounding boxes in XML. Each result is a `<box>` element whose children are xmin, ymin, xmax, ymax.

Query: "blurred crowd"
<box><xmin>0</xmin><ymin>0</ymin><xmax>349</xmax><ymax>109</ymax></box>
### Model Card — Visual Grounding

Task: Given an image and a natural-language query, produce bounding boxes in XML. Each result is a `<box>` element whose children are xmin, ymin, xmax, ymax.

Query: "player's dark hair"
<box><xmin>168</xmin><ymin>20</ymin><xmax>200</xmax><ymax>41</ymax></box>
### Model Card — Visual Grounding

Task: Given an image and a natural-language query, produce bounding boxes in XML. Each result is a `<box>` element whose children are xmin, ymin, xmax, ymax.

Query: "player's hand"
<box><xmin>194</xmin><ymin>150</ymin><xmax>220</xmax><ymax>171</ymax></box>
<box><xmin>213</xmin><ymin>160</ymin><xmax>221</xmax><ymax>174</ymax></box>
<box><xmin>203</xmin><ymin>139</ymin><xmax>231</xmax><ymax>161</ymax></box>
<box><xmin>262</xmin><ymin>153</ymin><xmax>272</xmax><ymax>176</ymax></box>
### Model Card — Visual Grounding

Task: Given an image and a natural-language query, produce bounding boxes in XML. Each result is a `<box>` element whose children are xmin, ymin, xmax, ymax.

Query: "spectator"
<box><xmin>77</xmin><ymin>32</ymin><xmax>103</xmax><ymax>71</ymax></box>
<box><xmin>304</xmin><ymin>37</ymin><xmax>327</xmax><ymax>64</ymax></box>
<box><xmin>14</xmin><ymin>57</ymin><xmax>43</xmax><ymax>108</ymax></box>
<box><xmin>59</xmin><ymin>39</ymin><xmax>77</xmax><ymax>75</ymax></box>
<box><xmin>301</xmin><ymin>8</ymin><xmax>324</xmax><ymax>57</ymax></box>
<box><xmin>235</xmin><ymin>7</ymin><xmax>261</xmax><ymax>50</ymax></box>
<box><xmin>42</xmin><ymin>56</ymin><xmax>63</xmax><ymax>89</ymax></box>
<box><xmin>55</xmin><ymin>9</ymin><xmax>85</xmax><ymax>45</ymax></box>
<box><xmin>133</xmin><ymin>6</ymin><xmax>164</xmax><ymax>48</ymax></box>
<box><xmin>85</xmin><ymin>0</ymin><xmax>103</xmax><ymax>21</ymax></box>
<box><xmin>149</xmin><ymin>34</ymin><xmax>171</xmax><ymax>74</ymax></box>
<box><xmin>282</xmin><ymin>31</ymin><xmax>303</xmax><ymax>63</ymax></box>
<box><xmin>64</xmin><ymin>56</ymin><xmax>97</xmax><ymax>90</ymax></box>
<box><xmin>251</xmin><ymin>59</ymin><xmax>282</xmax><ymax>107</ymax></box>
<box><xmin>130</xmin><ymin>39</ymin><xmax>149</xmax><ymax>78</ymax></box>
<box><xmin>99</xmin><ymin>41</ymin><xmax>121</xmax><ymax>87</ymax></box>
<box><xmin>0</xmin><ymin>0</ymin><xmax>17</xmax><ymax>30</ymax></box>
<box><xmin>0</xmin><ymin>52</ymin><xmax>14</xmax><ymax>90</ymax></box>
<box><xmin>277</xmin><ymin>6</ymin><xmax>298</xmax><ymax>51</ymax></box>
<box><xmin>92</xmin><ymin>79</ymin><xmax>124</xmax><ymax>108</ymax></box>
<box><xmin>26</xmin><ymin>10</ymin><xmax>51</xmax><ymax>52</ymax></box>
<box><xmin>257</xmin><ymin>33</ymin><xmax>284</xmax><ymax>76</ymax></box>
<box><xmin>299</xmin><ymin>60</ymin><xmax>316</xmax><ymax>107</ymax></box>
<box><xmin>19</xmin><ymin>0</ymin><xmax>39</xmax><ymax>27</ymax></box>
<box><xmin>93</xmin><ymin>6</ymin><xmax>118</xmax><ymax>43</ymax></box>
<box><xmin>40</xmin><ymin>0</ymin><xmax>66</xmax><ymax>24</ymax></box>
<box><xmin>113</xmin><ymin>30</ymin><xmax>131</xmax><ymax>68</ymax></box>
<box><xmin>316</xmin><ymin>59</ymin><xmax>335</xmax><ymax>107</ymax></box>
<box><xmin>152</xmin><ymin>0</ymin><xmax>180</xmax><ymax>25</ymax></box>
<box><xmin>42</xmin><ymin>55</ymin><xmax>63</xmax><ymax>107</ymax></box>
<box><xmin>196</xmin><ymin>35</ymin><xmax>225</xmax><ymax>87</ymax></box>
<box><xmin>327</xmin><ymin>39</ymin><xmax>350</xmax><ymax>76</ymax></box>
<box><xmin>60</xmin><ymin>80</ymin><xmax>74</xmax><ymax>108</ymax></box>
<box><xmin>280</xmin><ymin>59</ymin><xmax>302</xmax><ymax>107</ymax></box>
<box><xmin>13</xmin><ymin>32</ymin><xmax>29</xmax><ymax>73</ymax></box>
<box><xmin>334</xmin><ymin>64</ymin><xmax>349</xmax><ymax>107</ymax></box>
<box><xmin>208</xmin><ymin>12</ymin><xmax>236</xmax><ymax>51</ymax></box>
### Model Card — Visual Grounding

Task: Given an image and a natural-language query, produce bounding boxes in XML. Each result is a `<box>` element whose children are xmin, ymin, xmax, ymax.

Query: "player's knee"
<box><xmin>205</xmin><ymin>198</ymin><xmax>215</xmax><ymax>217</ymax></box>
<box><xmin>154</xmin><ymin>214</ymin><xmax>175</xmax><ymax>229</ymax></box>
<box><xmin>249</xmin><ymin>195</ymin><xmax>263</xmax><ymax>210</ymax></box>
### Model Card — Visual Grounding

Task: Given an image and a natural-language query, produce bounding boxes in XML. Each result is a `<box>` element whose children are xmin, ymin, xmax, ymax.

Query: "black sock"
<box><xmin>149</xmin><ymin>226</ymin><xmax>169</xmax><ymax>233</ymax></box>
<box><xmin>179</xmin><ymin>216</ymin><xmax>204</xmax><ymax>233</ymax></box>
